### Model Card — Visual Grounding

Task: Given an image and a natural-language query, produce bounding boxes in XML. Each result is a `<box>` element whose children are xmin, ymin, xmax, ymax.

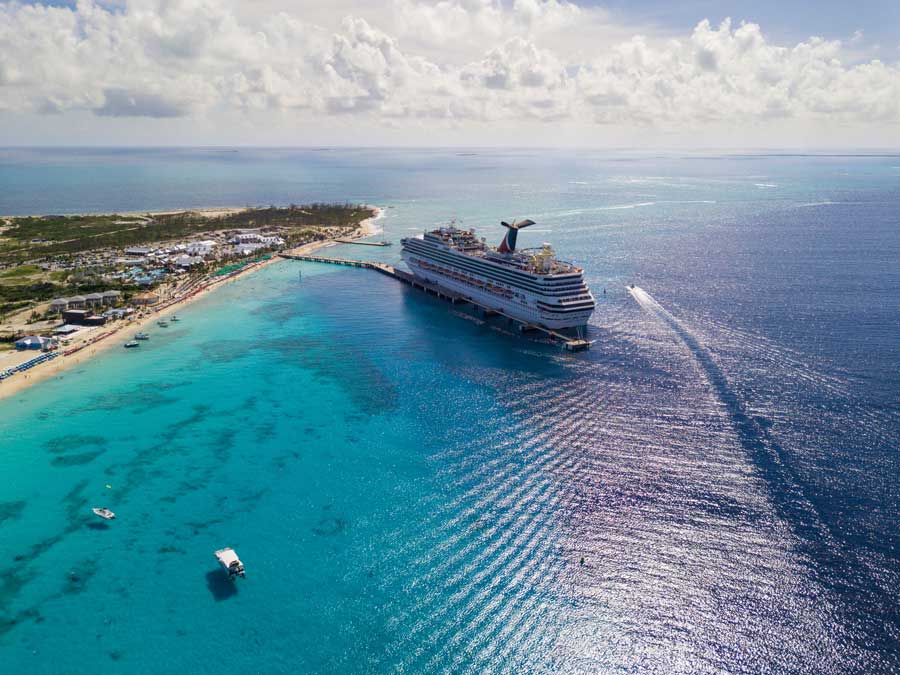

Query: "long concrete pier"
<box><xmin>332</xmin><ymin>238</ymin><xmax>392</xmax><ymax>247</ymax></box>
<box><xmin>278</xmin><ymin>253</ymin><xmax>592</xmax><ymax>351</ymax></box>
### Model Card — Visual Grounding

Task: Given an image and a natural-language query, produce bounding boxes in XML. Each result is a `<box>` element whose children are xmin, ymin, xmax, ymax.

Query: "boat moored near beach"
<box><xmin>134</xmin><ymin>332</ymin><xmax>150</xmax><ymax>340</ymax></box>
<box><xmin>124</xmin><ymin>341</ymin><xmax>140</xmax><ymax>349</ymax></box>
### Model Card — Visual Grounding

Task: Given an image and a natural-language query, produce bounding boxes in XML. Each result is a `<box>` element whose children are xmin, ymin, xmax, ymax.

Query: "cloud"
<box><xmin>0</xmin><ymin>1</ymin><xmax>897</xmax><ymax>133</ymax></box>
<box><xmin>95</xmin><ymin>88</ymin><xmax>189</xmax><ymax>118</ymax></box>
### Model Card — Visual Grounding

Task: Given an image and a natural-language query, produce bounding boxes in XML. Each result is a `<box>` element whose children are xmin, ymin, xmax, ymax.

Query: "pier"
<box><xmin>278</xmin><ymin>254</ymin><xmax>591</xmax><ymax>351</ymax></box>
<box><xmin>333</xmin><ymin>239</ymin><xmax>392</xmax><ymax>247</ymax></box>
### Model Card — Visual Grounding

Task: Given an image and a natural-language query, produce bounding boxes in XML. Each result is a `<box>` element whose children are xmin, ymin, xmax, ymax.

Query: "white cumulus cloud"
<box><xmin>0</xmin><ymin>0</ymin><xmax>897</xmax><ymax>142</ymax></box>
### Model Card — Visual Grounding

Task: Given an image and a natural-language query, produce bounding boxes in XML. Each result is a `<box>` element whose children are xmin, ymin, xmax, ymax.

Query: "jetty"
<box><xmin>333</xmin><ymin>238</ymin><xmax>392</xmax><ymax>247</ymax></box>
<box><xmin>278</xmin><ymin>254</ymin><xmax>591</xmax><ymax>351</ymax></box>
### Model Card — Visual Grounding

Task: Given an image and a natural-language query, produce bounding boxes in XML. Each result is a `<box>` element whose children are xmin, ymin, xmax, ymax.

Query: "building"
<box><xmin>235</xmin><ymin>243</ymin><xmax>265</xmax><ymax>255</ymax></box>
<box><xmin>132</xmin><ymin>292</ymin><xmax>160</xmax><ymax>306</ymax></box>
<box><xmin>230</xmin><ymin>233</ymin><xmax>262</xmax><ymax>244</ymax></box>
<box><xmin>49</xmin><ymin>298</ymin><xmax>69</xmax><ymax>313</ymax></box>
<box><xmin>102</xmin><ymin>290</ymin><xmax>122</xmax><ymax>305</ymax></box>
<box><xmin>62</xmin><ymin>309</ymin><xmax>89</xmax><ymax>324</ymax></box>
<box><xmin>15</xmin><ymin>335</ymin><xmax>57</xmax><ymax>351</ymax></box>
<box><xmin>53</xmin><ymin>325</ymin><xmax>81</xmax><ymax>336</ymax></box>
<box><xmin>228</xmin><ymin>233</ymin><xmax>284</xmax><ymax>247</ymax></box>
<box><xmin>174</xmin><ymin>255</ymin><xmax>203</xmax><ymax>268</ymax></box>
<box><xmin>84</xmin><ymin>292</ymin><xmax>104</xmax><ymax>307</ymax></box>
<box><xmin>186</xmin><ymin>240</ymin><xmax>217</xmax><ymax>256</ymax></box>
<box><xmin>125</xmin><ymin>247</ymin><xmax>152</xmax><ymax>256</ymax></box>
<box><xmin>101</xmin><ymin>308</ymin><xmax>132</xmax><ymax>320</ymax></box>
<box><xmin>67</xmin><ymin>295</ymin><xmax>86</xmax><ymax>309</ymax></box>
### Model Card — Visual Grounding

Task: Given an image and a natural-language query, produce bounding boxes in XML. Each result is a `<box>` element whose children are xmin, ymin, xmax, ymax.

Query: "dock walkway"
<box><xmin>332</xmin><ymin>239</ymin><xmax>392</xmax><ymax>247</ymax></box>
<box><xmin>278</xmin><ymin>253</ymin><xmax>591</xmax><ymax>351</ymax></box>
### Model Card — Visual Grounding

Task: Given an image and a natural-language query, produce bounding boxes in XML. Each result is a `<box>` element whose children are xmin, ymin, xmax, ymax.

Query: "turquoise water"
<box><xmin>1</xmin><ymin>149</ymin><xmax>899</xmax><ymax>673</ymax></box>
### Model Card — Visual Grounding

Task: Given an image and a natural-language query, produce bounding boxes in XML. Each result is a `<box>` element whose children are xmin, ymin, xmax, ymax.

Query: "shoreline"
<box><xmin>0</xmin><ymin>205</ymin><xmax>383</xmax><ymax>402</ymax></box>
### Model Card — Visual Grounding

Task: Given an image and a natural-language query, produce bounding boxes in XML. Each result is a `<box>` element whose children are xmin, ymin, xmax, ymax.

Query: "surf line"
<box><xmin>626</xmin><ymin>285</ymin><xmax>898</xmax><ymax>645</ymax></box>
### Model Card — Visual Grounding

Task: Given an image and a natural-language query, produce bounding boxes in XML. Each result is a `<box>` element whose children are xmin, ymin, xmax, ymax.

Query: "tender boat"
<box><xmin>124</xmin><ymin>341</ymin><xmax>140</xmax><ymax>349</ymax></box>
<box><xmin>170</xmin><ymin>315</ymin><xmax>180</xmax><ymax>322</ymax></box>
<box><xmin>215</xmin><ymin>547</ymin><xmax>246</xmax><ymax>579</ymax></box>
<box><xmin>157</xmin><ymin>320</ymin><xmax>169</xmax><ymax>327</ymax></box>
<box><xmin>134</xmin><ymin>332</ymin><xmax>150</xmax><ymax>340</ymax></box>
<box><xmin>92</xmin><ymin>507</ymin><xmax>116</xmax><ymax>520</ymax></box>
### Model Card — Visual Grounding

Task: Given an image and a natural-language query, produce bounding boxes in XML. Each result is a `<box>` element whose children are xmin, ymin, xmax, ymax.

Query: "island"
<box><xmin>0</xmin><ymin>203</ymin><xmax>379</xmax><ymax>399</ymax></box>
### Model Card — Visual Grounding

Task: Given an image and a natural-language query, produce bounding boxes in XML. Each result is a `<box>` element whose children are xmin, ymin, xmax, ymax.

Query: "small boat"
<box><xmin>124</xmin><ymin>341</ymin><xmax>140</xmax><ymax>349</ymax></box>
<box><xmin>215</xmin><ymin>547</ymin><xmax>246</xmax><ymax>579</ymax></box>
<box><xmin>92</xmin><ymin>507</ymin><xmax>116</xmax><ymax>520</ymax></box>
<box><xmin>170</xmin><ymin>315</ymin><xmax>180</xmax><ymax>322</ymax></box>
<box><xmin>157</xmin><ymin>320</ymin><xmax>169</xmax><ymax>327</ymax></box>
<box><xmin>134</xmin><ymin>332</ymin><xmax>150</xmax><ymax>340</ymax></box>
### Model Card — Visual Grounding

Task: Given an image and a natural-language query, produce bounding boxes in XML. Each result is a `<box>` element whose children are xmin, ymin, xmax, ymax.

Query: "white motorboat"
<box><xmin>215</xmin><ymin>547</ymin><xmax>245</xmax><ymax>579</ymax></box>
<box><xmin>92</xmin><ymin>507</ymin><xmax>116</xmax><ymax>520</ymax></box>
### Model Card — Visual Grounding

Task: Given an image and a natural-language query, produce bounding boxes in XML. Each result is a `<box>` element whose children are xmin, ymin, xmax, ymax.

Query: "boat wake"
<box><xmin>627</xmin><ymin>285</ymin><xmax>899</xmax><ymax>649</ymax></box>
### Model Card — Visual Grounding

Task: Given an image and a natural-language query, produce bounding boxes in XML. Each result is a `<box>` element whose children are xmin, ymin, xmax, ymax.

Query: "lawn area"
<box><xmin>0</xmin><ymin>264</ymin><xmax>41</xmax><ymax>278</ymax></box>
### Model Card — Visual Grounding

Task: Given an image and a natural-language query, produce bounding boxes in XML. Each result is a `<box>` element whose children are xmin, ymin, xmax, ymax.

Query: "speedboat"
<box><xmin>170</xmin><ymin>315</ymin><xmax>180</xmax><ymax>322</ymax></box>
<box><xmin>134</xmin><ymin>332</ymin><xmax>150</xmax><ymax>340</ymax></box>
<box><xmin>157</xmin><ymin>320</ymin><xmax>169</xmax><ymax>327</ymax></box>
<box><xmin>124</xmin><ymin>341</ymin><xmax>140</xmax><ymax>349</ymax></box>
<box><xmin>215</xmin><ymin>547</ymin><xmax>246</xmax><ymax>579</ymax></box>
<box><xmin>92</xmin><ymin>507</ymin><xmax>116</xmax><ymax>520</ymax></box>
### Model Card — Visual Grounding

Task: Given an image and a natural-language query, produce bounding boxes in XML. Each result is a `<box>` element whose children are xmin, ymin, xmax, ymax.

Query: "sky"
<box><xmin>1</xmin><ymin>0</ymin><xmax>898</xmax><ymax>149</ymax></box>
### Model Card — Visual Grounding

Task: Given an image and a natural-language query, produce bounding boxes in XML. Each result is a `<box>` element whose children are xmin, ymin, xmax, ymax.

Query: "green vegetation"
<box><xmin>0</xmin><ymin>204</ymin><xmax>373</xmax><ymax>266</ymax></box>
<box><xmin>0</xmin><ymin>264</ymin><xmax>41</xmax><ymax>278</ymax></box>
<box><xmin>0</xmin><ymin>203</ymin><xmax>372</xmax><ymax>321</ymax></box>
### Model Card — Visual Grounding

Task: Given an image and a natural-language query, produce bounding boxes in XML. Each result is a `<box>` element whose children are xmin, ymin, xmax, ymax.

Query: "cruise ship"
<box><xmin>401</xmin><ymin>220</ymin><xmax>596</xmax><ymax>330</ymax></box>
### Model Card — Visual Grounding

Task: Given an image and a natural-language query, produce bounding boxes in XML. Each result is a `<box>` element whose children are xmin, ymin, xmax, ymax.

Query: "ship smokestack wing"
<box><xmin>497</xmin><ymin>219</ymin><xmax>535</xmax><ymax>253</ymax></box>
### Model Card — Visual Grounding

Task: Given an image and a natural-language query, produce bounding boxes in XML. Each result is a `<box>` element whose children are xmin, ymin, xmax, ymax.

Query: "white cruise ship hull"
<box><xmin>402</xmin><ymin>250</ymin><xmax>594</xmax><ymax>330</ymax></box>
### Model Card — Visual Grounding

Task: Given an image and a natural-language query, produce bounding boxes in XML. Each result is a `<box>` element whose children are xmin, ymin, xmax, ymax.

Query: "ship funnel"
<box><xmin>498</xmin><ymin>219</ymin><xmax>535</xmax><ymax>253</ymax></box>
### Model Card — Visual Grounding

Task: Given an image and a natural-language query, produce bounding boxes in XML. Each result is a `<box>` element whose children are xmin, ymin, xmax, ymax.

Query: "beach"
<box><xmin>0</xmin><ymin>206</ymin><xmax>382</xmax><ymax>402</ymax></box>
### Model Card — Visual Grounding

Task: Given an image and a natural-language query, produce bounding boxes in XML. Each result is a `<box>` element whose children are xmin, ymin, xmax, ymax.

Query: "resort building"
<box><xmin>133</xmin><ymin>292</ymin><xmax>160</xmax><ymax>305</ymax></box>
<box><xmin>62</xmin><ymin>309</ymin><xmax>89</xmax><ymax>324</ymax></box>
<box><xmin>49</xmin><ymin>298</ymin><xmax>69</xmax><ymax>313</ymax></box>
<box><xmin>125</xmin><ymin>247</ymin><xmax>152</xmax><ymax>256</ymax></box>
<box><xmin>102</xmin><ymin>290</ymin><xmax>122</xmax><ymax>305</ymax></box>
<box><xmin>186</xmin><ymin>240</ymin><xmax>217</xmax><ymax>256</ymax></box>
<box><xmin>235</xmin><ymin>243</ymin><xmax>265</xmax><ymax>255</ymax></box>
<box><xmin>84</xmin><ymin>292</ymin><xmax>104</xmax><ymax>307</ymax></box>
<box><xmin>230</xmin><ymin>233</ymin><xmax>263</xmax><ymax>244</ymax></box>
<box><xmin>229</xmin><ymin>233</ymin><xmax>284</xmax><ymax>247</ymax></box>
<box><xmin>53</xmin><ymin>325</ymin><xmax>81</xmax><ymax>336</ymax></box>
<box><xmin>174</xmin><ymin>255</ymin><xmax>204</xmax><ymax>268</ymax></box>
<box><xmin>67</xmin><ymin>295</ymin><xmax>86</xmax><ymax>309</ymax></box>
<box><xmin>83</xmin><ymin>315</ymin><xmax>108</xmax><ymax>326</ymax></box>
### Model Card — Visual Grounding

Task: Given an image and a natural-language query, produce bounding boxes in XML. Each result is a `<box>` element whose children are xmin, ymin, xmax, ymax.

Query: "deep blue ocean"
<box><xmin>0</xmin><ymin>148</ymin><xmax>898</xmax><ymax>674</ymax></box>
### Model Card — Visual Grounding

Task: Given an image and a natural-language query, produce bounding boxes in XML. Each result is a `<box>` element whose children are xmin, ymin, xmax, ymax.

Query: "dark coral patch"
<box><xmin>0</xmin><ymin>500</ymin><xmax>26</xmax><ymax>525</ymax></box>
<box><xmin>51</xmin><ymin>449</ymin><xmax>107</xmax><ymax>467</ymax></box>
<box><xmin>44</xmin><ymin>434</ymin><xmax>107</xmax><ymax>455</ymax></box>
<box><xmin>312</xmin><ymin>516</ymin><xmax>348</xmax><ymax>536</ymax></box>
